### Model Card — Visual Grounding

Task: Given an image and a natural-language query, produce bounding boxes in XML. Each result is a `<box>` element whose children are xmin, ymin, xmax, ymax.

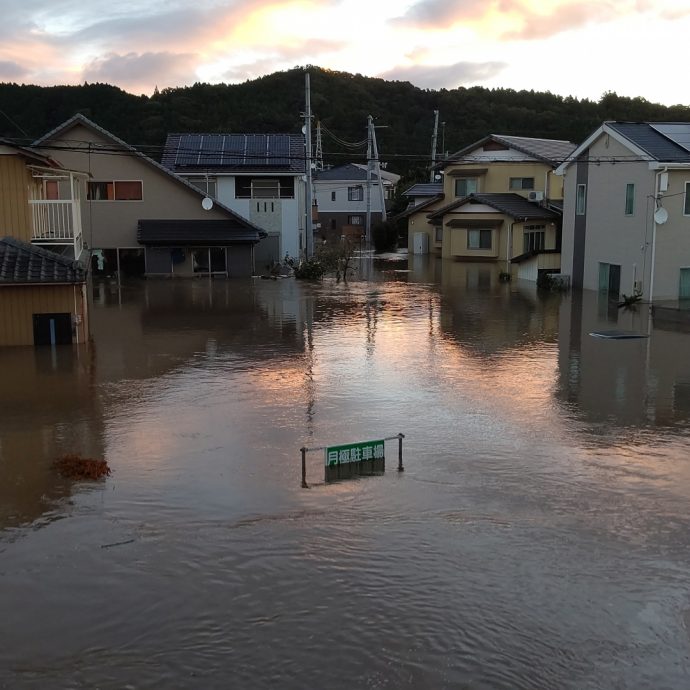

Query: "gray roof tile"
<box><xmin>429</xmin><ymin>193</ymin><xmax>560</xmax><ymax>221</ymax></box>
<box><xmin>403</xmin><ymin>183</ymin><xmax>443</xmax><ymax>196</ymax></box>
<box><xmin>0</xmin><ymin>237</ymin><xmax>85</xmax><ymax>284</ymax></box>
<box><xmin>606</xmin><ymin>122</ymin><xmax>690</xmax><ymax>162</ymax></box>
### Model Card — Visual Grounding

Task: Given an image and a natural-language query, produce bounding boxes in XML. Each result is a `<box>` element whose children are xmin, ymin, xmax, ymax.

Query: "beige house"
<box><xmin>34</xmin><ymin>115</ymin><xmax>266</xmax><ymax>278</ymax></box>
<box><xmin>557</xmin><ymin>122</ymin><xmax>690</xmax><ymax>304</ymax></box>
<box><xmin>0</xmin><ymin>140</ymin><xmax>89</xmax><ymax>346</ymax></box>
<box><xmin>406</xmin><ymin>134</ymin><xmax>575</xmax><ymax>281</ymax></box>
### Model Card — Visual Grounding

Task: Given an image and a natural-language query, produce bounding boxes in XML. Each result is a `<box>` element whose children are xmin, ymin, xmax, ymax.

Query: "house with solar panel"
<box><xmin>34</xmin><ymin>114</ymin><xmax>266</xmax><ymax>278</ymax></box>
<box><xmin>161</xmin><ymin>132</ymin><xmax>306</xmax><ymax>267</ymax></box>
<box><xmin>405</xmin><ymin>134</ymin><xmax>576</xmax><ymax>282</ymax></box>
<box><xmin>556</xmin><ymin>122</ymin><xmax>690</xmax><ymax>304</ymax></box>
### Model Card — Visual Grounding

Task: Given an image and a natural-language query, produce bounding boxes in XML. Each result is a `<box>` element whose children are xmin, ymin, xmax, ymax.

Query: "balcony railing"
<box><xmin>30</xmin><ymin>200</ymin><xmax>75</xmax><ymax>241</ymax></box>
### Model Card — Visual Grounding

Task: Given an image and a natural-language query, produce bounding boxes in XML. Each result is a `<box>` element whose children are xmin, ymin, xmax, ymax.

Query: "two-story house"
<box><xmin>313</xmin><ymin>163</ymin><xmax>399</xmax><ymax>242</ymax></box>
<box><xmin>556</xmin><ymin>122</ymin><xmax>690</xmax><ymax>304</ymax></box>
<box><xmin>409</xmin><ymin>134</ymin><xmax>575</xmax><ymax>281</ymax></box>
<box><xmin>35</xmin><ymin>115</ymin><xmax>266</xmax><ymax>278</ymax></box>
<box><xmin>0</xmin><ymin>139</ymin><xmax>89</xmax><ymax>346</ymax></box>
<box><xmin>161</xmin><ymin>133</ymin><xmax>305</xmax><ymax>267</ymax></box>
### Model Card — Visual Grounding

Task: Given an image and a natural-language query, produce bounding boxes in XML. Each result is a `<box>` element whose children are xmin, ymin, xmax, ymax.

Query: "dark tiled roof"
<box><xmin>162</xmin><ymin>133</ymin><xmax>306</xmax><ymax>174</ymax></box>
<box><xmin>403</xmin><ymin>183</ymin><xmax>443</xmax><ymax>196</ymax></box>
<box><xmin>137</xmin><ymin>220</ymin><xmax>266</xmax><ymax>246</ymax></box>
<box><xmin>314</xmin><ymin>164</ymin><xmax>378</xmax><ymax>182</ymax></box>
<box><xmin>393</xmin><ymin>195</ymin><xmax>444</xmax><ymax>220</ymax></box>
<box><xmin>0</xmin><ymin>237</ymin><xmax>85</xmax><ymax>284</ymax></box>
<box><xmin>429</xmin><ymin>193</ymin><xmax>560</xmax><ymax>221</ymax></box>
<box><xmin>606</xmin><ymin>122</ymin><xmax>690</xmax><ymax>162</ymax></box>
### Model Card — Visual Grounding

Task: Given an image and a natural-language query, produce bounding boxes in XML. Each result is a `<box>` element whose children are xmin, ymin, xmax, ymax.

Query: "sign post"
<box><xmin>324</xmin><ymin>439</ymin><xmax>385</xmax><ymax>482</ymax></box>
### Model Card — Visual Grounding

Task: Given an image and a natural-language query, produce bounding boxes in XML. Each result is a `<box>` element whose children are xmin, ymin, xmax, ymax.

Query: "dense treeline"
<box><xmin>1</xmin><ymin>65</ymin><xmax>689</xmax><ymax>184</ymax></box>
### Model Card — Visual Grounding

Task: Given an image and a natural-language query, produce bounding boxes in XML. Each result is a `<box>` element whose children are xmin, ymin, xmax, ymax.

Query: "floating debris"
<box><xmin>589</xmin><ymin>330</ymin><xmax>649</xmax><ymax>340</ymax></box>
<box><xmin>53</xmin><ymin>454</ymin><xmax>111</xmax><ymax>480</ymax></box>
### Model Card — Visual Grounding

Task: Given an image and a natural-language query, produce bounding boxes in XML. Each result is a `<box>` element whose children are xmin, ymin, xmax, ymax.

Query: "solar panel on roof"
<box><xmin>201</xmin><ymin>134</ymin><xmax>224</xmax><ymax>166</ymax></box>
<box><xmin>176</xmin><ymin>134</ymin><xmax>202</xmax><ymax>167</ymax></box>
<box><xmin>270</xmin><ymin>135</ymin><xmax>291</xmax><ymax>166</ymax></box>
<box><xmin>650</xmin><ymin>124</ymin><xmax>690</xmax><ymax>153</ymax></box>
<box><xmin>223</xmin><ymin>135</ymin><xmax>246</xmax><ymax>165</ymax></box>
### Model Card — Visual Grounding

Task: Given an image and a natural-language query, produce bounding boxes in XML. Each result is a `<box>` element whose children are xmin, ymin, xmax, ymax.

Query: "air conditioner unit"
<box><xmin>528</xmin><ymin>191</ymin><xmax>544</xmax><ymax>202</ymax></box>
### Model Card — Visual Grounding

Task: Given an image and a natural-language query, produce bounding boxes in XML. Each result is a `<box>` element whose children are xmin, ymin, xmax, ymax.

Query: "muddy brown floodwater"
<box><xmin>2</xmin><ymin>254</ymin><xmax>690</xmax><ymax>689</ymax></box>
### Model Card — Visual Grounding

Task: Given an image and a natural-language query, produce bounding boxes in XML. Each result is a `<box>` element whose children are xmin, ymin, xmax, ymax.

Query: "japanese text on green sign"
<box><xmin>325</xmin><ymin>440</ymin><xmax>385</xmax><ymax>466</ymax></box>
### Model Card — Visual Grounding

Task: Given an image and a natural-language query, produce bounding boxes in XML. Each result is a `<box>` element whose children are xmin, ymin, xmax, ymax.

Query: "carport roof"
<box><xmin>137</xmin><ymin>219</ymin><xmax>266</xmax><ymax>246</ymax></box>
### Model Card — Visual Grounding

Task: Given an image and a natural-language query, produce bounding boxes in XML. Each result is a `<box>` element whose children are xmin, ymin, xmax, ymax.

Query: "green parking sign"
<box><xmin>324</xmin><ymin>440</ymin><xmax>385</xmax><ymax>466</ymax></box>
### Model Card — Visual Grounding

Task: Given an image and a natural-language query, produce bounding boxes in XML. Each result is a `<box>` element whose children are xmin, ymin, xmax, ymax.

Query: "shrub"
<box><xmin>293</xmin><ymin>257</ymin><xmax>326</xmax><ymax>280</ymax></box>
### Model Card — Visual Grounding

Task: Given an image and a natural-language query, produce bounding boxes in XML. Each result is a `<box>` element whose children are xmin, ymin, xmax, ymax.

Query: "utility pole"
<box><xmin>303</xmin><ymin>72</ymin><xmax>314</xmax><ymax>258</ymax></box>
<box><xmin>366</xmin><ymin>115</ymin><xmax>373</xmax><ymax>245</ymax></box>
<box><xmin>314</xmin><ymin>120</ymin><xmax>324</xmax><ymax>171</ymax></box>
<box><xmin>371</xmin><ymin>120</ymin><xmax>386</xmax><ymax>224</ymax></box>
<box><xmin>429</xmin><ymin>110</ymin><xmax>439</xmax><ymax>182</ymax></box>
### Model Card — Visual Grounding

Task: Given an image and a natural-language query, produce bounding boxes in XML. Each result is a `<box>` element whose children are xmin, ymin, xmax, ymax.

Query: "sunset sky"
<box><xmin>1</xmin><ymin>0</ymin><xmax>688</xmax><ymax>105</ymax></box>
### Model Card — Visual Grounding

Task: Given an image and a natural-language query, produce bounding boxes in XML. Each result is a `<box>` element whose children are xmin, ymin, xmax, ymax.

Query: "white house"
<box><xmin>162</xmin><ymin>133</ymin><xmax>306</xmax><ymax>267</ymax></box>
<box><xmin>312</xmin><ymin>163</ymin><xmax>399</xmax><ymax>241</ymax></box>
<box><xmin>556</xmin><ymin>122</ymin><xmax>690</xmax><ymax>303</ymax></box>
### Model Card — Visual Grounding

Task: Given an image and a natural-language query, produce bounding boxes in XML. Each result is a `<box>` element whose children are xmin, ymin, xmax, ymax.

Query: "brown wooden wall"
<box><xmin>0</xmin><ymin>156</ymin><xmax>33</xmax><ymax>242</ymax></box>
<box><xmin>0</xmin><ymin>284</ymin><xmax>88</xmax><ymax>346</ymax></box>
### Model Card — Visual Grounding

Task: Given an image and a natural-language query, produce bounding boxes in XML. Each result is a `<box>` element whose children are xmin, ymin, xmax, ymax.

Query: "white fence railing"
<box><xmin>30</xmin><ymin>200</ymin><xmax>75</xmax><ymax>240</ymax></box>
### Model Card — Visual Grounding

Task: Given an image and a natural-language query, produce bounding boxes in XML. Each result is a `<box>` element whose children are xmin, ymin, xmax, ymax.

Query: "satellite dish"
<box><xmin>201</xmin><ymin>197</ymin><xmax>213</xmax><ymax>211</ymax></box>
<box><xmin>654</xmin><ymin>207</ymin><xmax>668</xmax><ymax>225</ymax></box>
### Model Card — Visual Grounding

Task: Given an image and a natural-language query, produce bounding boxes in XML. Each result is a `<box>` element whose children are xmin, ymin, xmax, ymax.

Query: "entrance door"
<box><xmin>210</xmin><ymin>247</ymin><xmax>227</xmax><ymax>273</ymax></box>
<box><xmin>33</xmin><ymin>313</ymin><xmax>72</xmax><ymax>346</ymax></box>
<box><xmin>680</xmin><ymin>268</ymin><xmax>690</xmax><ymax>301</ymax></box>
<box><xmin>598</xmin><ymin>263</ymin><xmax>621</xmax><ymax>300</ymax></box>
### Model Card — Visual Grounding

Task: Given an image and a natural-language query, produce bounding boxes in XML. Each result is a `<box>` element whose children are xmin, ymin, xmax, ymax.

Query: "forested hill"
<box><xmin>1</xmin><ymin>66</ymin><xmax>689</xmax><ymax>178</ymax></box>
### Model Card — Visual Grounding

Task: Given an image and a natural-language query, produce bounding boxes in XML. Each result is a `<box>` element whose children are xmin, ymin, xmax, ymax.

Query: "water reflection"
<box><xmin>2</xmin><ymin>258</ymin><xmax>690</xmax><ymax>689</ymax></box>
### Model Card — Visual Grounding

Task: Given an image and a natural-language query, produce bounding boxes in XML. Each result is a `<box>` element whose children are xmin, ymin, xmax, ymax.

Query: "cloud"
<box><xmin>392</xmin><ymin>0</ymin><xmax>690</xmax><ymax>40</ymax></box>
<box><xmin>82</xmin><ymin>52</ymin><xmax>196</xmax><ymax>92</ymax></box>
<box><xmin>379</xmin><ymin>61</ymin><xmax>507</xmax><ymax>89</ymax></box>
<box><xmin>391</xmin><ymin>0</ymin><xmax>487</xmax><ymax>27</ymax></box>
<box><xmin>0</xmin><ymin>60</ymin><xmax>30</xmax><ymax>80</ymax></box>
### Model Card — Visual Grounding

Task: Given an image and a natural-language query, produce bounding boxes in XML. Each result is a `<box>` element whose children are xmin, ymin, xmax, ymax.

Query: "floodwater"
<box><xmin>2</xmin><ymin>254</ymin><xmax>690</xmax><ymax>689</ymax></box>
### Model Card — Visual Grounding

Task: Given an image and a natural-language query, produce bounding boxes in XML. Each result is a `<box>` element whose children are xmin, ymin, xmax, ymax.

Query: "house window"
<box><xmin>625</xmin><ymin>183</ymin><xmax>635</xmax><ymax>215</ymax></box>
<box><xmin>348</xmin><ymin>215</ymin><xmax>363</xmax><ymax>225</ymax></box>
<box><xmin>330</xmin><ymin>219</ymin><xmax>337</xmax><ymax>231</ymax></box>
<box><xmin>235</xmin><ymin>177</ymin><xmax>294</xmax><ymax>199</ymax></box>
<box><xmin>348</xmin><ymin>186</ymin><xmax>363</xmax><ymax>201</ymax></box>
<box><xmin>331</xmin><ymin>191</ymin><xmax>336</xmax><ymax>201</ymax></box>
<box><xmin>680</xmin><ymin>268</ymin><xmax>690</xmax><ymax>300</ymax></box>
<box><xmin>467</xmin><ymin>228</ymin><xmax>492</xmax><ymax>249</ymax></box>
<box><xmin>189</xmin><ymin>177</ymin><xmax>217</xmax><ymax>198</ymax></box>
<box><xmin>576</xmin><ymin>184</ymin><xmax>587</xmax><ymax>215</ymax></box>
<box><xmin>88</xmin><ymin>180</ymin><xmax>143</xmax><ymax>201</ymax></box>
<box><xmin>684</xmin><ymin>182</ymin><xmax>690</xmax><ymax>216</ymax></box>
<box><xmin>509</xmin><ymin>177</ymin><xmax>535</xmax><ymax>190</ymax></box>
<box><xmin>455</xmin><ymin>178</ymin><xmax>478</xmax><ymax>197</ymax></box>
<box><xmin>523</xmin><ymin>225</ymin><xmax>546</xmax><ymax>253</ymax></box>
<box><xmin>435</xmin><ymin>227</ymin><xmax>443</xmax><ymax>243</ymax></box>
<box><xmin>45</xmin><ymin>180</ymin><xmax>59</xmax><ymax>200</ymax></box>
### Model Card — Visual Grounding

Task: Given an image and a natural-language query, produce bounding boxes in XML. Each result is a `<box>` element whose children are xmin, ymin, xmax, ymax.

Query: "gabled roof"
<box><xmin>556</xmin><ymin>121</ymin><xmax>690</xmax><ymax>174</ymax></box>
<box><xmin>403</xmin><ymin>183</ymin><xmax>443</xmax><ymax>197</ymax></box>
<box><xmin>0</xmin><ymin>237</ymin><xmax>85</xmax><ymax>285</ymax></box>
<box><xmin>441</xmin><ymin>134</ymin><xmax>576</xmax><ymax>167</ymax></box>
<box><xmin>428</xmin><ymin>193</ymin><xmax>560</xmax><ymax>222</ymax></box>
<box><xmin>161</xmin><ymin>133</ymin><xmax>305</xmax><ymax>174</ymax></box>
<box><xmin>393</xmin><ymin>194</ymin><xmax>445</xmax><ymax>221</ymax></box>
<box><xmin>0</xmin><ymin>137</ymin><xmax>60</xmax><ymax>167</ymax></box>
<box><xmin>34</xmin><ymin>114</ymin><xmax>265</xmax><ymax>233</ymax></box>
<box><xmin>314</xmin><ymin>163</ymin><xmax>379</xmax><ymax>182</ymax></box>
<box><xmin>350</xmin><ymin>163</ymin><xmax>401</xmax><ymax>184</ymax></box>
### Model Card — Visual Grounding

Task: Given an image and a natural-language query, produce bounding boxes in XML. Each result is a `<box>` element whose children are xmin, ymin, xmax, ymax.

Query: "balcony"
<box><xmin>28</xmin><ymin>167</ymin><xmax>86</xmax><ymax>260</ymax></box>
